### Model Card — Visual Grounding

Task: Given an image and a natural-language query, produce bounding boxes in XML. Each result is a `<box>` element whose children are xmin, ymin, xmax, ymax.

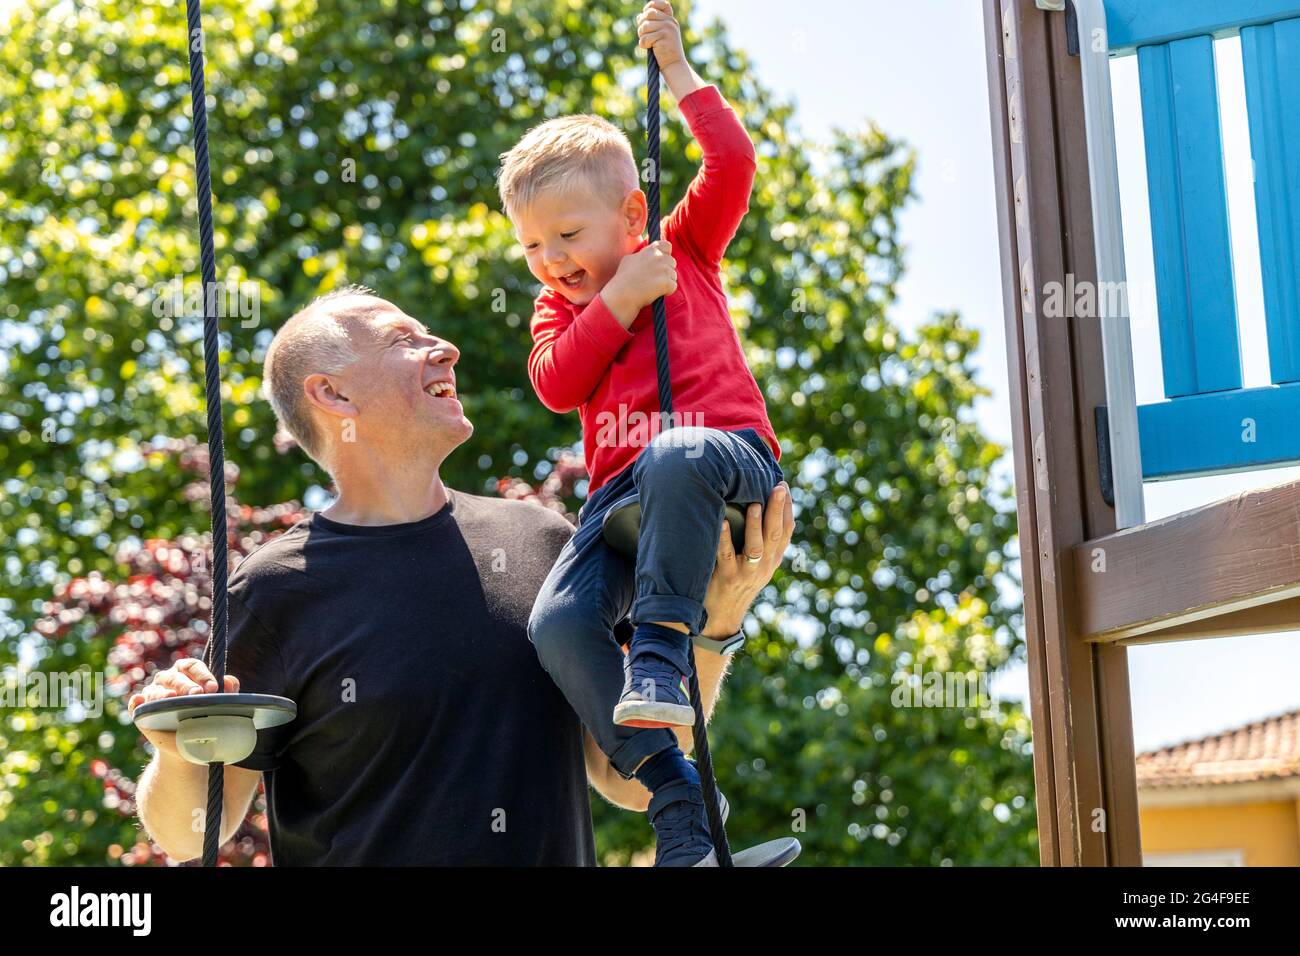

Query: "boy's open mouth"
<box><xmin>557</xmin><ymin>269</ymin><xmax>585</xmax><ymax>291</ymax></box>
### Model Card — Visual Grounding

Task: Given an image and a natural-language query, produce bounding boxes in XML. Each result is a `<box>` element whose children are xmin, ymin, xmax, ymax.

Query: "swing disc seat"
<box><xmin>134</xmin><ymin>693</ymin><xmax>296</xmax><ymax>766</ymax></box>
<box><xmin>732</xmin><ymin>836</ymin><xmax>802</xmax><ymax>867</ymax></box>
<box><xmin>602</xmin><ymin>494</ymin><xmax>749</xmax><ymax>558</ymax></box>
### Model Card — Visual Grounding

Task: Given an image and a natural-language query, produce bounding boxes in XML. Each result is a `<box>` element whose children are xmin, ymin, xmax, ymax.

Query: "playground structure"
<box><xmin>985</xmin><ymin>0</ymin><xmax>1300</xmax><ymax>865</ymax></box>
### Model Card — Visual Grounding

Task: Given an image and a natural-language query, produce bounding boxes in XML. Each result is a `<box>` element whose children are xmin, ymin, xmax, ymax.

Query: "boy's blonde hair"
<box><xmin>497</xmin><ymin>114</ymin><xmax>640</xmax><ymax>220</ymax></box>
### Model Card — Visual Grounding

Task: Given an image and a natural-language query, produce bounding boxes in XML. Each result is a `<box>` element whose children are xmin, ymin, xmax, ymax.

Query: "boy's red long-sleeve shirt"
<box><xmin>526</xmin><ymin>85</ymin><xmax>779</xmax><ymax>493</ymax></box>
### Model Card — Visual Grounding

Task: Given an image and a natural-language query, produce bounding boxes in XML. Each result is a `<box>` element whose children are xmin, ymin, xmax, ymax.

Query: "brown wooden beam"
<box><xmin>984</xmin><ymin>0</ymin><xmax>1063</xmax><ymax>867</ymax></box>
<box><xmin>984</xmin><ymin>0</ymin><xmax>1143</xmax><ymax>866</ymax></box>
<box><xmin>1074</xmin><ymin>479</ymin><xmax>1300</xmax><ymax>643</ymax></box>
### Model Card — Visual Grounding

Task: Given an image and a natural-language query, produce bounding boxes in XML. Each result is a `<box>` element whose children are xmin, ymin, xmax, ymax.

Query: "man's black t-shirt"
<box><xmin>224</xmin><ymin>489</ymin><xmax>596</xmax><ymax>866</ymax></box>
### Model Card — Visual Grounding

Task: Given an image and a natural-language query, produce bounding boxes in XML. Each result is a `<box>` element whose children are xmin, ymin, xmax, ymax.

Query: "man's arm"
<box><xmin>585</xmin><ymin>482</ymin><xmax>793</xmax><ymax>810</ymax></box>
<box><xmin>129</xmin><ymin>660</ymin><xmax>264</xmax><ymax>861</ymax></box>
<box><xmin>136</xmin><ymin>748</ymin><xmax>263</xmax><ymax>861</ymax></box>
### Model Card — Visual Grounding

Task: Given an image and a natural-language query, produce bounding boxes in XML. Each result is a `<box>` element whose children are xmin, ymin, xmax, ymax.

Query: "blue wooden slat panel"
<box><xmin>1105</xmin><ymin>0</ymin><xmax>1300</xmax><ymax>54</ymax></box>
<box><xmin>1137</xmin><ymin>38</ymin><xmax>1242</xmax><ymax>398</ymax></box>
<box><xmin>1242</xmin><ymin>17</ymin><xmax>1300</xmax><ymax>384</ymax></box>
<box><xmin>1138</xmin><ymin>383</ymin><xmax>1300</xmax><ymax>479</ymax></box>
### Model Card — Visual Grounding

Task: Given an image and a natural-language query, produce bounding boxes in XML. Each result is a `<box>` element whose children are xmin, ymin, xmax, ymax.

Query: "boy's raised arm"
<box><xmin>637</xmin><ymin>0</ymin><xmax>757</xmax><ymax>267</ymax></box>
<box><xmin>637</xmin><ymin>0</ymin><xmax>708</xmax><ymax>101</ymax></box>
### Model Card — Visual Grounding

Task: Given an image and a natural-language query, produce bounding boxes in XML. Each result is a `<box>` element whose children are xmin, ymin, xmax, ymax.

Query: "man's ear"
<box><xmin>302</xmin><ymin>373</ymin><xmax>358</xmax><ymax>420</ymax></box>
<box><xmin>622</xmin><ymin>188</ymin><xmax>648</xmax><ymax>237</ymax></box>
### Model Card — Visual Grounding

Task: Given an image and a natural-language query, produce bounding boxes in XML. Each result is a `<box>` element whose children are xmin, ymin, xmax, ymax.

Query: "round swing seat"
<box><xmin>602</xmin><ymin>494</ymin><xmax>750</xmax><ymax>558</ymax></box>
<box><xmin>732</xmin><ymin>836</ymin><xmax>802</xmax><ymax>868</ymax></box>
<box><xmin>133</xmin><ymin>693</ymin><xmax>296</xmax><ymax>766</ymax></box>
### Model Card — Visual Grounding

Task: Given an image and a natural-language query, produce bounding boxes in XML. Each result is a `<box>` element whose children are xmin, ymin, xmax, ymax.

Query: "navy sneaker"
<box><xmin>613</xmin><ymin>647</ymin><xmax>695</xmax><ymax>728</ymax></box>
<box><xmin>686</xmin><ymin>759</ymin><xmax>729</xmax><ymax>824</ymax></box>
<box><xmin>648</xmin><ymin>781</ymin><xmax>718</xmax><ymax>867</ymax></box>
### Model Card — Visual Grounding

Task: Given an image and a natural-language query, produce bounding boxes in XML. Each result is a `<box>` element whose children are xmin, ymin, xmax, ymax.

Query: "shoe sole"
<box><xmin>612</xmin><ymin>699</ymin><xmax>696</xmax><ymax>728</ymax></box>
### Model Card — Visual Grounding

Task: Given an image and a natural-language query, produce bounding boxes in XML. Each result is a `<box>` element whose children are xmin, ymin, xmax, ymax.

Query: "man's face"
<box><xmin>513</xmin><ymin>184</ymin><xmax>642</xmax><ymax>306</ymax></box>
<box><xmin>327</xmin><ymin>298</ymin><xmax>474</xmax><ymax>459</ymax></box>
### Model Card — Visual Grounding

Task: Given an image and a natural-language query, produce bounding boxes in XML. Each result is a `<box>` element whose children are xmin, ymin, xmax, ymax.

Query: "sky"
<box><xmin>693</xmin><ymin>0</ymin><xmax>1300</xmax><ymax>753</ymax></box>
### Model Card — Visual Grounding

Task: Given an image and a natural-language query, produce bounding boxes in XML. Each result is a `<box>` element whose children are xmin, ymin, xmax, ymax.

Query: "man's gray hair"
<box><xmin>264</xmin><ymin>284</ymin><xmax>379</xmax><ymax>464</ymax></box>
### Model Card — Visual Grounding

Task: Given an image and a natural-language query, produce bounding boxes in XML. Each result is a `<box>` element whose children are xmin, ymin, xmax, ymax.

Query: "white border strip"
<box><xmin>1077</xmin><ymin>0</ymin><xmax>1146</xmax><ymax>528</ymax></box>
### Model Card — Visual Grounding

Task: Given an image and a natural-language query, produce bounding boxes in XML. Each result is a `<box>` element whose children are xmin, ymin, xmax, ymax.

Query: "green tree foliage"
<box><xmin>0</xmin><ymin>0</ymin><xmax>1034</xmax><ymax>864</ymax></box>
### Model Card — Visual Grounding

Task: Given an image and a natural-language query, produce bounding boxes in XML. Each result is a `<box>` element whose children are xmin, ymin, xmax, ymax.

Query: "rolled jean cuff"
<box><xmin>608</xmin><ymin>727</ymin><xmax>678</xmax><ymax>780</ymax></box>
<box><xmin>632</xmin><ymin>595</ymin><xmax>708</xmax><ymax>637</ymax></box>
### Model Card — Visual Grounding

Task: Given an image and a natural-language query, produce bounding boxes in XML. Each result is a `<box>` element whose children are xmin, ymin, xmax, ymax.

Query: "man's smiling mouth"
<box><xmin>425</xmin><ymin>381</ymin><xmax>458</xmax><ymax>399</ymax></box>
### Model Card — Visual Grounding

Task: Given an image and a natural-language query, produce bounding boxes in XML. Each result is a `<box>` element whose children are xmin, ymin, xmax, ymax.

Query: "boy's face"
<box><xmin>513</xmin><ymin>184</ymin><xmax>644</xmax><ymax>306</ymax></box>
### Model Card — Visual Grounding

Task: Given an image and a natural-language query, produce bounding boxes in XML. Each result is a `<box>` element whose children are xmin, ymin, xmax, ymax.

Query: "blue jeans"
<box><xmin>527</xmin><ymin>427</ymin><xmax>783</xmax><ymax>779</ymax></box>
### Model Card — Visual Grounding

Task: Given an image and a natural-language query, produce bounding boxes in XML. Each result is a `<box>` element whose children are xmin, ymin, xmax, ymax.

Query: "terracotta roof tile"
<box><xmin>1136</xmin><ymin>708</ymin><xmax>1300</xmax><ymax>789</ymax></box>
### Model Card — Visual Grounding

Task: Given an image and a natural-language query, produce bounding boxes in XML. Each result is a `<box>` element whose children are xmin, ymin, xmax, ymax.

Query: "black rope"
<box><xmin>645</xmin><ymin>55</ymin><xmax>674</xmax><ymax>422</ymax></box>
<box><xmin>646</xmin><ymin>51</ymin><xmax>732</xmax><ymax>867</ymax></box>
<box><xmin>183</xmin><ymin>0</ymin><xmax>227</xmax><ymax>869</ymax></box>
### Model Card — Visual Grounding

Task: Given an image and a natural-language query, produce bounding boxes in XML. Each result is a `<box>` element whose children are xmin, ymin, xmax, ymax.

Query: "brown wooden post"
<box><xmin>983</xmin><ymin>0</ymin><xmax>1143</xmax><ymax>866</ymax></box>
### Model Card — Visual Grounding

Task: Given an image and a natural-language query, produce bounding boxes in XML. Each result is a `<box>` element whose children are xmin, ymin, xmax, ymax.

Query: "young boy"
<box><xmin>498</xmin><ymin>0</ymin><xmax>783</xmax><ymax>866</ymax></box>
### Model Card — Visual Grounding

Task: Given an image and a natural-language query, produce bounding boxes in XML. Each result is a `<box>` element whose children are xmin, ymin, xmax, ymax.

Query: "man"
<box><xmin>130</xmin><ymin>285</ymin><xmax>793</xmax><ymax>865</ymax></box>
